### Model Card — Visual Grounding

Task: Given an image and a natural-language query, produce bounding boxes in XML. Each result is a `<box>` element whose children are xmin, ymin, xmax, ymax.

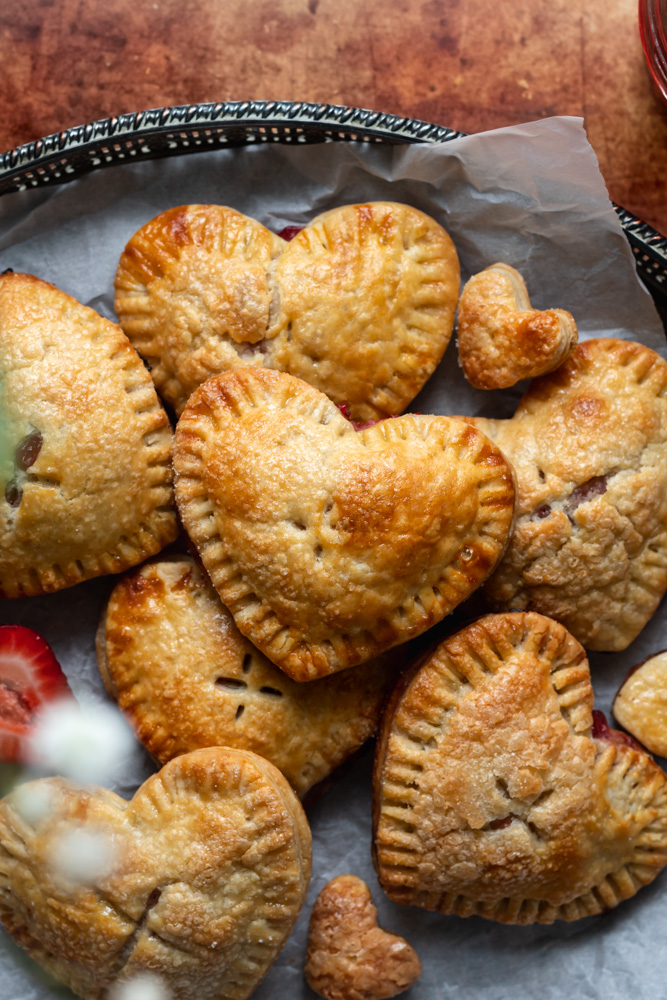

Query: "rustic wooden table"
<box><xmin>1</xmin><ymin>0</ymin><xmax>665</xmax><ymax>231</ymax></box>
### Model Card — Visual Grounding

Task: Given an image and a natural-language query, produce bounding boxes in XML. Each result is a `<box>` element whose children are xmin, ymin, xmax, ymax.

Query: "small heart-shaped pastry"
<box><xmin>457</xmin><ymin>262</ymin><xmax>578</xmax><ymax>389</ymax></box>
<box><xmin>613</xmin><ymin>651</ymin><xmax>667</xmax><ymax>757</ymax></box>
<box><xmin>0</xmin><ymin>272</ymin><xmax>178</xmax><ymax>598</ymax></box>
<box><xmin>465</xmin><ymin>338</ymin><xmax>667</xmax><ymax>651</ymax></box>
<box><xmin>373</xmin><ymin>612</ymin><xmax>667</xmax><ymax>924</ymax></box>
<box><xmin>305</xmin><ymin>874</ymin><xmax>421</xmax><ymax>1000</ymax></box>
<box><xmin>173</xmin><ymin>368</ymin><xmax>515</xmax><ymax>681</ymax></box>
<box><xmin>0</xmin><ymin>747</ymin><xmax>311</xmax><ymax>1000</ymax></box>
<box><xmin>97</xmin><ymin>556</ymin><xmax>399</xmax><ymax>797</ymax></box>
<box><xmin>114</xmin><ymin>202</ymin><xmax>460</xmax><ymax>421</ymax></box>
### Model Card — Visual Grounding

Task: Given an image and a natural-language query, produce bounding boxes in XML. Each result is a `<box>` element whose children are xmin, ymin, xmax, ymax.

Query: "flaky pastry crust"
<box><xmin>173</xmin><ymin>368</ymin><xmax>515</xmax><ymax>680</ymax></box>
<box><xmin>305</xmin><ymin>874</ymin><xmax>421</xmax><ymax>1000</ymax></box>
<box><xmin>114</xmin><ymin>202</ymin><xmax>460</xmax><ymax>421</ymax></box>
<box><xmin>457</xmin><ymin>262</ymin><xmax>577</xmax><ymax>389</ymax></box>
<box><xmin>613</xmin><ymin>651</ymin><xmax>667</xmax><ymax>757</ymax></box>
<box><xmin>0</xmin><ymin>272</ymin><xmax>178</xmax><ymax>598</ymax></box>
<box><xmin>464</xmin><ymin>338</ymin><xmax>667</xmax><ymax>651</ymax></box>
<box><xmin>0</xmin><ymin>747</ymin><xmax>311</xmax><ymax>1000</ymax></box>
<box><xmin>97</xmin><ymin>556</ymin><xmax>399</xmax><ymax>797</ymax></box>
<box><xmin>373</xmin><ymin>612</ymin><xmax>667</xmax><ymax>924</ymax></box>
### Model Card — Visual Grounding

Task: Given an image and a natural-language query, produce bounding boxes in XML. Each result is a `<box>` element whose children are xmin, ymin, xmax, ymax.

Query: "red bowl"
<box><xmin>640</xmin><ymin>0</ymin><xmax>667</xmax><ymax>104</ymax></box>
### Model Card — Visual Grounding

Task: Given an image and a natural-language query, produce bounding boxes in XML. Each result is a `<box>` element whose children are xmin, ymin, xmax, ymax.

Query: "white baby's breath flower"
<box><xmin>26</xmin><ymin>699</ymin><xmax>137</xmax><ymax>785</ymax></box>
<box><xmin>11</xmin><ymin>782</ymin><xmax>56</xmax><ymax>826</ymax></box>
<box><xmin>49</xmin><ymin>826</ymin><xmax>117</xmax><ymax>884</ymax></box>
<box><xmin>109</xmin><ymin>972</ymin><xmax>171</xmax><ymax>1000</ymax></box>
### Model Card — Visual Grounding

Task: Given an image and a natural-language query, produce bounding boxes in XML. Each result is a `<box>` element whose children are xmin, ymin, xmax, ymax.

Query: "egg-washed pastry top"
<box><xmin>466</xmin><ymin>338</ymin><xmax>667</xmax><ymax>651</ymax></box>
<box><xmin>613</xmin><ymin>651</ymin><xmax>667</xmax><ymax>758</ymax></box>
<box><xmin>173</xmin><ymin>367</ymin><xmax>515</xmax><ymax>681</ymax></box>
<box><xmin>0</xmin><ymin>272</ymin><xmax>178</xmax><ymax>597</ymax></box>
<box><xmin>97</xmin><ymin>556</ymin><xmax>400</xmax><ymax>797</ymax></box>
<box><xmin>114</xmin><ymin>202</ymin><xmax>461</xmax><ymax>421</ymax></box>
<box><xmin>373</xmin><ymin>611</ymin><xmax>667</xmax><ymax>924</ymax></box>
<box><xmin>456</xmin><ymin>262</ymin><xmax>577</xmax><ymax>390</ymax></box>
<box><xmin>0</xmin><ymin>747</ymin><xmax>311</xmax><ymax>1000</ymax></box>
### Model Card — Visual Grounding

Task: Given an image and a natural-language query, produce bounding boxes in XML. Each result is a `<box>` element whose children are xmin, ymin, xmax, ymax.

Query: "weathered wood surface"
<box><xmin>1</xmin><ymin>0</ymin><xmax>665</xmax><ymax>233</ymax></box>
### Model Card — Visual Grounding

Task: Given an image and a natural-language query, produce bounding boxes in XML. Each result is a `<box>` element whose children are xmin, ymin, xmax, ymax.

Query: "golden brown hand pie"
<box><xmin>373</xmin><ymin>612</ymin><xmax>667</xmax><ymax>924</ymax></box>
<box><xmin>173</xmin><ymin>368</ymin><xmax>515</xmax><ymax>681</ymax></box>
<box><xmin>457</xmin><ymin>262</ymin><xmax>577</xmax><ymax>389</ymax></box>
<box><xmin>0</xmin><ymin>747</ymin><xmax>311</xmax><ymax>1000</ymax></box>
<box><xmin>97</xmin><ymin>556</ymin><xmax>399</xmax><ymax>797</ymax></box>
<box><xmin>114</xmin><ymin>202</ymin><xmax>460</xmax><ymax>421</ymax></box>
<box><xmin>305</xmin><ymin>874</ymin><xmax>421</xmax><ymax>1000</ymax></box>
<box><xmin>0</xmin><ymin>272</ymin><xmax>178</xmax><ymax>598</ymax></box>
<box><xmin>613</xmin><ymin>651</ymin><xmax>667</xmax><ymax>757</ymax></box>
<box><xmin>463</xmin><ymin>338</ymin><xmax>667</xmax><ymax>651</ymax></box>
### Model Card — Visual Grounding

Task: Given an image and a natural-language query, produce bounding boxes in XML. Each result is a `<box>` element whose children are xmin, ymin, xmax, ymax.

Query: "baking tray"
<box><xmin>1</xmin><ymin>99</ymin><xmax>666</xmax><ymax>303</ymax></box>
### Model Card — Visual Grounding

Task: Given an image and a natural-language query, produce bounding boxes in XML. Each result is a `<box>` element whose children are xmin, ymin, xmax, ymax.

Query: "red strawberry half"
<box><xmin>0</xmin><ymin>626</ymin><xmax>74</xmax><ymax>763</ymax></box>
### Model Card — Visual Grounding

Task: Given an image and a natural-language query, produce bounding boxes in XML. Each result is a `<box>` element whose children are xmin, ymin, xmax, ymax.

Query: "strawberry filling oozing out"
<box><xmin>337</xmin><ymin>402</ymin><xmax>384</xmax><ymax>432</ymax></box>
<box><xmin>592</xmin><ymin>709</ymin><xmax>644</xmax><ymax>752</ymax></box>
<box><xmin>277</xmin><ymin>225</ymin><xmax>303</xmax><ymax>241</ymax></box>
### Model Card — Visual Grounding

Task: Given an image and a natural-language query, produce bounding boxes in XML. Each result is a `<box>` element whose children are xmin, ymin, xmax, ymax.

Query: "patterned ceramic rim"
<box><xmin>0</xmin><ymin>99</ymin><xmax>665</xmax><ymax>298</ymax></box>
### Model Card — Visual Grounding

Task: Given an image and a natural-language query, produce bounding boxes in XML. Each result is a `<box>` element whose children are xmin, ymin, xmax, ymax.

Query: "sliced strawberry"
<box><xmin>0</xmin><ymin>626</ymin><xmax>74</xmax><ymax>763</ymax></box>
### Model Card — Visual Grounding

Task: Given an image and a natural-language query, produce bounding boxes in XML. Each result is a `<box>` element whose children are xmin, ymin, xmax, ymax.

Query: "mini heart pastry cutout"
<box><xmin>0</xmin><ymin>747</ymin><xmax>312</xmax><ymax>1000</ymax></box>
<box><xmin>0</xmin><ymin>272</ymin><xmax>178</xmax><ymax>598</ymax></box>
<box><xmin>305</xmin><ymin>874</ymin><xmax>421</xmax><ymax>1000</ymax></box>
<box><xmin>457</xmin><ymin>262</ymin><xmax>577</xmax><ymax>389</ymax></box>
<box><xmin>173</xmin><ymin>368</ymin><xmax>515</xmax><ymax>680</ymax></box>
<box><xmin>466</xmin><ymin>338</ymin><xmax>667</xmax><ymax>651</ymax></box>
<box><xmin>373</xmin><ymin>612</ymin><xmax>667</xmax><ymax>924</ymax></box>
<box><xmin>97</xmin><ymin>556</ymin><xmax>399</xmax><ymax>796</ymax></box>
<box><xmin>114</xmin><ymin>202</ymin><xmax>460</xmax><ymax>421</ymax></box>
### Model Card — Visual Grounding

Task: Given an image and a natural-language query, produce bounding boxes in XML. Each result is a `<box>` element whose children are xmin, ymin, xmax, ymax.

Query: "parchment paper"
<box><xmin>0</xmin><ymin>116</ymin><xmax>666</xmax><ymax>1000</ymax></box>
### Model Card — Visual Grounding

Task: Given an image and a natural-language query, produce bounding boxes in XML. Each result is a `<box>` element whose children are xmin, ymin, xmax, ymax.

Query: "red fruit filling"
<box><xmin>277</xmin><ymin>226</ymin><xmax>303</xmax><ymax>241</ymax></box>
<box><xmin>336</xmin><ymin>402</ymin><xmax>384</xmax><ymax>432</ymax></box>
<box><xmin>487</xmin><ymin>815</ymin><xmax>514</xmax><ymax>830</ymax></box>
<box><xmin>592</xmin><ymin>710</ymin><xmax>643</xmax><ymax>751</ymax></box>
<box><xmin>564</xmin><ymin>475</ymin><xmax>608</xmax><ymax>518</ymax></box>
<box><xmin>16</xmin><ymin>430</ymin><xmax>43</xmax><ymax>471</ymax></box>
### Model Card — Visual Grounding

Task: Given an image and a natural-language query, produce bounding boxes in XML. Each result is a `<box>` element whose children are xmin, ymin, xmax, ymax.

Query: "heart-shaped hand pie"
<box><xmin>457</xmin><ymin>262</ymin><xmax>577</xmax><ymax>389</ymax></box>
<box><xmin>114</xmin><ymin>202</ymin><xmax>460</xmax><ymax>421</ymax></box>
<box><xmin>97</xmin><ymin>556</ymin><xmax>399</xmax><ymax>796</ymax></box>
<box><xmin>613</xmin><ymin>651</ymin><xmax>667</xmax><ymax>757</ymax></box>
<box><xmin>373</xmin><ymin>611</ymin><xmax>667</xmax><ymax>924</ymax></box>
<box><xmin>464</xmin><ymin>338</ymin><xmax>667</xmax><ymax>651</ymax></box>
<box><xmin>173</xmin><ymin>368</ymin><xmax>515</xmax><ymax>680</ymax></box>
<box><xmin>305</xmin><ymin>874</ymin><xmax>421</xmax><ymax>1000</ymax></box>
<box><xmin>0</xmin><ymin>272</ymin><xmax>178</xmax><ymax>598</ymax></box>
<box><xmin>0</xmin><ymin>747</ymin><xmax>311</xmax><ymax>999</ymax></box>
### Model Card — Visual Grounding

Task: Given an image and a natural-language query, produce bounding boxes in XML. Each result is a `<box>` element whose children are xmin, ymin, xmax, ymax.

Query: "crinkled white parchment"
<box><xmin>0</xmin><ymin>116</ymin><xmax>665</xmax><ymax>1000</ymax></box>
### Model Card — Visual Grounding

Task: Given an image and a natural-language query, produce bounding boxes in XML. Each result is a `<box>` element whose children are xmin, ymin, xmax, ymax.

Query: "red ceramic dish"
<box><xmin>640</xmin><ymin>0</ymin><xmax>667</xmax><ymax>104</ymax></box>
